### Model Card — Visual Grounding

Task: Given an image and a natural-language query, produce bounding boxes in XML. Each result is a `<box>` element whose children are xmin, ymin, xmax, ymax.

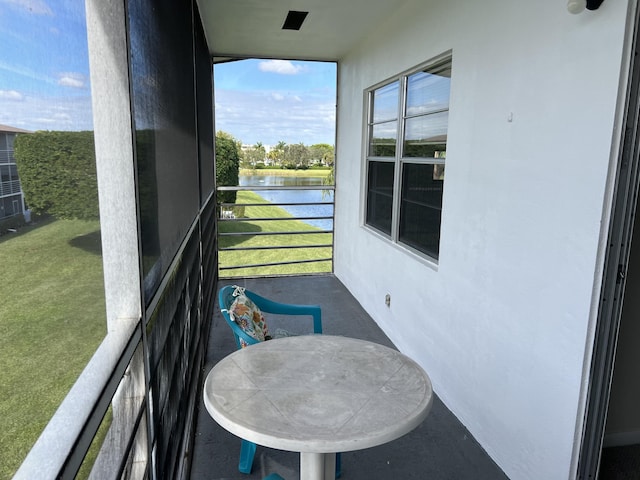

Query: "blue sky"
<box><xmin>0</xmin><ymin>0</ymin><xmax>93</xmax><ymax>131</ymax></box>
<box><xmin>214</xmin><ymin>59</ymin><xmax>337</xmax><ymax>147</ymax></box>
<box><xmin>0</xmin><ymin>1</ymin><xmax>337</xmax><ymax>146</ymax></box>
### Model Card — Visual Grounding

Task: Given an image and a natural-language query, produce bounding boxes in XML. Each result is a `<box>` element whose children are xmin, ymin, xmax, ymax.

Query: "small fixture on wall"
<box><xmin>567</xmin><ymin>0</ymin><xmax>605</xmax><ymax>14</ymax></box>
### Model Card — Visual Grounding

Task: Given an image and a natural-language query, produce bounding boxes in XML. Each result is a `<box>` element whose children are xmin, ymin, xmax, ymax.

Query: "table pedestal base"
<box><xmin>300</xmin><ymin>452</ymin><xmax>336</xmax><ymax>480</ymax></box>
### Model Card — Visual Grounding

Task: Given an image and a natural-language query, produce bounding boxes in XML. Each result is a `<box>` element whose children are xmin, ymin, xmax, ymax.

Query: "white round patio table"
<box><xmin>203</xmin><ymin>335</ymin><xmax>433</xmax><ymax>480</ymax></box>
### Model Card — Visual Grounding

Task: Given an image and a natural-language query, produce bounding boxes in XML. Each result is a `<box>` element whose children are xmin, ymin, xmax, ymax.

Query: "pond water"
<box><xmin>239</xmin><ymin>174</ymin><xmax>334</xmax><ymax>230</ymax></box>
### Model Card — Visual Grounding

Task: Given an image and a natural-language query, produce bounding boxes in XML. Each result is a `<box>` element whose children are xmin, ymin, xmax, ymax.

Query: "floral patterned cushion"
<box><xmin>229</xmin><ymin>291</ymin><xmax>271</xmax><ymax>348</ymax></box>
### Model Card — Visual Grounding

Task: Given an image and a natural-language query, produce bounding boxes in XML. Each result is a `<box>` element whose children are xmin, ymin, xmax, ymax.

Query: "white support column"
<box><xmin>85</xmin><ymin>1</ymin><xmax>148</xmax><ymax>478</ymax></box>
<box><xmin>85</xmin><ymin>0</ymin><xmax>142</xmax><ymax>331</ymax></box>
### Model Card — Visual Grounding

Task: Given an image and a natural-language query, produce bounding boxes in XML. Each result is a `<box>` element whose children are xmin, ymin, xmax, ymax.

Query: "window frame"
<box><xmin>363</xmin><ymin>53</ymin><xmax>452</xmax><ymax>263</ymax></box>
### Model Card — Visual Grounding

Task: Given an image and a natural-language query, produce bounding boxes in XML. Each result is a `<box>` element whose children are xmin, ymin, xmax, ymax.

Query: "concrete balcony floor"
<box><xmin>191</xmin><ymin>275</ymin><xmax>508</xmax><ymax>480</ymax></box>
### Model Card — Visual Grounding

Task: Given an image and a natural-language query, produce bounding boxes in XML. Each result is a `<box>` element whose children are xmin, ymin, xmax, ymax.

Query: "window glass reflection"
<box><xmin>403</xmin><ymin>111</ymin><xmax>448</xmax><ymax>158</ymax></box>
<box><xmin>364</xmin><ymin>56</ymin><xmax>451</xmax><ymax>261</ymax></box>
<box><xmin>370</xmin><ymin>121</ymin><xmax>397</xmax><ymax>157</ymax></box>
<box><xmin>406</xmin><ymin>65</ymin><xmax>451</xmax><ymax>117</ymax></box>
<box><xmin>372</xmin><ymin>81</ymin><xmax>399</xmax><ymax>123</ymax></box>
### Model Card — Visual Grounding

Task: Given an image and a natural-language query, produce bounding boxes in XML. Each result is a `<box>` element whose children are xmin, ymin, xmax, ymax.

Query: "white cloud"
<box><xmin>270</xmin><ymin>92</ymin><xmax>303</xmax><ymax>103</ymax></box>
<box><xmin>214</xmin><ymin>88</ymin><xmax>335</xmax><ymax>146</ymax></box>
<box><xmin>0</xmin><ymin>89</ymin><xmax>24</xmax><ymax>100</ymax></box>
<box><xmin>0</xmin><ymin>93</ymin><xmax>93</xmax><ymax>131</ymax></box>
<box><xmin>0</xmin><ymin>0</ymin><xmax>53</xmax><ymax>16</ymax></box>
<box><xmin>0</xmin><ymin>60</ymin><xmax>53</xmax><ymax>85</ymax></box>
<box><xmin>34</xmin><ymin>116</ymin><xmax>57</xmax><ymax>124</ymax></box>
<box><xmin>258</xmin><ymin>60</ymin><xmax>305</xmax><ymax>75</ymax></box>
<box><xmin>58</xmin><ymin>72</ymin><xmax>86</xmax><ymax>88</ymax></box>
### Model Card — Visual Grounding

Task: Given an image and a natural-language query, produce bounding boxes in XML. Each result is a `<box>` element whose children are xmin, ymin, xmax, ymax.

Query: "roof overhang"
<box><xmin>196</xmin><ymin>0</ymin><xmax>410</xmax><ymax>62</ymax></box>
<box><xmin>0</xmin><ymin>124</ymin><xmax>32</xmax><ymax>134</ymax></box>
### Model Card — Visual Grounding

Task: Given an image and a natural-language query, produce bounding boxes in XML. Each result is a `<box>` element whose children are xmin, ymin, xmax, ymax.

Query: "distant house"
<box><xmin>240</xmin><ymin>143</ymin><xmax>269</xmax><ymax>166</ymax></box>
<box><xmin>0</xmin><ymin>124</ymin><xmax>30</xmax><ymax>221</ymax></box>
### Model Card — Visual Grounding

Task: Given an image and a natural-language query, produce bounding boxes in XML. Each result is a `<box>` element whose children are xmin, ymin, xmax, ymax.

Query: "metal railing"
<box><xmin>217</xmin><ymin>184</ymin><xmax>335</xmax><ymax>277</ymax></box>
<box><xmin>14</xmin><ymin>199</ymin><xmax>217</xmax><ymax>480</ymax></box>
<box><xmin>0</xmin><ymin>150</ymin><xmax>14</xmax><ymax>163</ymax></box>
<box><xmin>0</xmin><ymin>180</ymin><xmax>21</xmax><ymax>197</ymax></box>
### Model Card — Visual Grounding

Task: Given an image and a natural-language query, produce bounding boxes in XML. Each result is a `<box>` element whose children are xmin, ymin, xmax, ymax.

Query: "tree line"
<box><xmin>218</xmin><ymin>131</ymin><xmax>334</xmax><ymax>170</ymax></box>
<box><xmin>12</xmin><ymin>130</ymin><xmax>332</xmax><ymax>220</ymax></box>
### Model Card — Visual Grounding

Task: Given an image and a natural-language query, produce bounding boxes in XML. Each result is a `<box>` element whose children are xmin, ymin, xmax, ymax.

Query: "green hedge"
<box><xmin>14</xmin><ymin>131</ymin><xmax>99</xmax><ymax>220</ymax></box>
<box><xmin>215</xmin><ymin>133</ymin><xmax>240</xmax><ymax>205</ymax></box>
<box><xmin>15</xmin><ymin>130</ymin><xmax>244</xmax><ymax>218</ymax></box>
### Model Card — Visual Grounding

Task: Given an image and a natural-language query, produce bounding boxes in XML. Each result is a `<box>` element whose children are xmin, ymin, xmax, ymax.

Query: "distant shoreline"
<box><xmin>240</xmin><ymin>168</ymin><xmax>331</xmax><ymax>177</ymax></box>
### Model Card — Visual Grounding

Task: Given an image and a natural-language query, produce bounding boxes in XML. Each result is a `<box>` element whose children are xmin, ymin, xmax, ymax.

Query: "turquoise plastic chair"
<box><xmin>219</xmin><ymin>284</ymin><xmax>323</xmax><ymax>349</ymax></box>
<box><xmin>218</xmin><ymin>285</ymin><xmax>342</xmax><ymax>478</ymax></box>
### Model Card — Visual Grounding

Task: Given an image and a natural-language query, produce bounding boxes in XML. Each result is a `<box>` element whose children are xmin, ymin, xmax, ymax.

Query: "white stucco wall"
<box><xmin>334</xmin><ymin>0</ymin><xmax>631</xmax><ymax>478</ymax></box>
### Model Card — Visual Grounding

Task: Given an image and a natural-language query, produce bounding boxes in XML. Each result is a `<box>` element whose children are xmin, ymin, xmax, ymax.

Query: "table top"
<box><xmin>203</xmin><ymin>335</ymin><xmax>433</xmax><ymax>454</ymax></box>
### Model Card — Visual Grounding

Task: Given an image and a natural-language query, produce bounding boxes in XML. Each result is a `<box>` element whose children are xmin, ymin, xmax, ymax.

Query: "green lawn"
<box><xmin>0</xmin><ymin>218</ymin><xmax>106</xmax><ymax>480</ymax></box>
<box><xmin>219</xmin><ymin>191</ymin><xmax>333</xmax><ymax>277</ymax></box>
<box><xmin>0</xmin><ymin>194</ymin><xmax>330</xmax><ymax>477</ymax></box>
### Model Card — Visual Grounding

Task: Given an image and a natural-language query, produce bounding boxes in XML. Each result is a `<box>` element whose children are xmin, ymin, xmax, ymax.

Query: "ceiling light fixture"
<box><xmin>282</xmin><ymin>11</ymin><xmax>308</xmax><ymax>30</ymax></box>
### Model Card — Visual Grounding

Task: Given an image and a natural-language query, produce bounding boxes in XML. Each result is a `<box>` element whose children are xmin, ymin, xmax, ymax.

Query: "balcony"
<box><xmin>190</xmin><ymin>275</ymin><xmax>508</xmax><ymax>480</ymax></box>
<box><xmin>0</xmin><ymin>179</ymin><xmax>21</xmax><ymax>197</ymax></box>
<box><xmin>11</xmin><ymin>197</ymin><xmax>509</xmax><ymax>480</ymax></box>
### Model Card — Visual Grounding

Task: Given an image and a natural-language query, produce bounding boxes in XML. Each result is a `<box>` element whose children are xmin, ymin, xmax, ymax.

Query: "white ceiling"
<box><xmin>197</xmin><ymin>0</ymin><xmax>410</xmax><ymax>62</ymax></box>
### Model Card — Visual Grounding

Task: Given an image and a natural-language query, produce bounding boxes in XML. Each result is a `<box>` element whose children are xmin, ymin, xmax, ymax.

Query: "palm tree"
<box><xmin>271</xmin><ymin>141</ymin><xmax>287</xmax><ymax>167</ymax></box>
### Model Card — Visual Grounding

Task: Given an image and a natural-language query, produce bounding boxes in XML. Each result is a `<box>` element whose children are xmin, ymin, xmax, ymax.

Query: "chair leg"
<box><xmin>239</xmin><ymin>439</ymin><xmax>338</xmax><ymax>478</ymax></box>
<box><xmin>238</xmin><ymin>439</ymin><xmax>257</xmax><ymax>474</ymax></box>
<box><xmin>263</xmin><ymin>474</ymin><xmax>285</xmax><ymax>480</ymax></box>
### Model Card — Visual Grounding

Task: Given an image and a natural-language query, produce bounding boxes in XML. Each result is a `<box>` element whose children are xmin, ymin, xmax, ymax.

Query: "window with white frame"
<box><xmin>365</xmin><ymin>55</ymin><xmax>451</xmax><ymax>260</ymax></box>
